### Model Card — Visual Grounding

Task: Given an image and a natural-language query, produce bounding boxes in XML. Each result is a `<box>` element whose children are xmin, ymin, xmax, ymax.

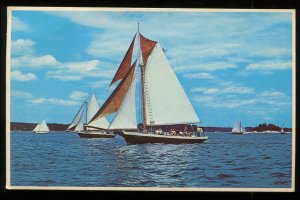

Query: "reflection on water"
<box><xmin>10</xmin><ymin>131</ymin><xmax>292</xmax><ymax>188</ymax></box>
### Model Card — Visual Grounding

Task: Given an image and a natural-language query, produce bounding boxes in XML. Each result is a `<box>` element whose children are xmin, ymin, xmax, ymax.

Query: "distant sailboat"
<box><xmin>231</xmin><ymin>120</ymin><xmax>246</xmax><ymax>134</ymax></box>
<box><xmin>90</xmin><ymin>27</ymin><xmax>208</xmax><ymax>144</ymax></box>
<box><xmin>33</xmin><ymin>120</ymin><xmax>49</xmax><ymax>134</ymax></box>
<box><xmin>67</xmin><ymin>94</ymin><xmax>114</xmax><ymax>138</ymax></box>
<box><xmin>280</xmin><ymin>124</ymin><xmax>285</xmax><ymax>134</ymax></box>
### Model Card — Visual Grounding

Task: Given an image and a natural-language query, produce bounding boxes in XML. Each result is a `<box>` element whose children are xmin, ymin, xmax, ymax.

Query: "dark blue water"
<box><xmin>10</xmin><ymin>132</ymin><xmax>292</xmax><ymax>188</ymax></box>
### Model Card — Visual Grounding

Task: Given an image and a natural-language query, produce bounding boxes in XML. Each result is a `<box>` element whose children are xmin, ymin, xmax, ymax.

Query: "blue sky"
<box><xmin>9</xmin><ymin>9</ymin><xmax>294</xmax><ymax>127</ymax></box>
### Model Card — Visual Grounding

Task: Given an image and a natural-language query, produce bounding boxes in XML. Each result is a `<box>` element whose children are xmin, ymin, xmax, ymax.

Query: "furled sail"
<box><xmin>67</xmin><ymin>102</ymin><xmax>86</xmax><ymax>131</ymax></box>
<box><xmin>144</xmin><ymin>43</ymin><xmax>200</xmax><ymax>125</ymax></box>
<box><xmin>109</xmin><ymin>34</ymin><xmax>136</xmax><ymax>87</ymax></box>
<box><xmin>139</xmin><ymin>33</ymin><xmax>157</xmax><ymax>67</ymax></box>
<box><xmin>90</xmin><ymin>61</ymin><xmax>137</xmax><ymax>122</ymax></box>
<box><xmin>108</xmin><ymin>74</ymin><xmax>137</xmax><ymax>130</ymax></box>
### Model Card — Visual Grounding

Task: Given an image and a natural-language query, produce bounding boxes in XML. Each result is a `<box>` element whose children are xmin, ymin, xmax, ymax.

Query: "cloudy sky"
<box><xmin>9</xmin><ymin>8</ymin><xmax>294</xmax><ymax>128</ymax></box>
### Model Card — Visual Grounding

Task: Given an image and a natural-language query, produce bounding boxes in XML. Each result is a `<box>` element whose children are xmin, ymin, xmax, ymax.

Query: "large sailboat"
<box><xmin>90</xmin><ymin>27</ymin><xmax>208</xmax><ymax>144</ymax></box>
<box><xmin>33</xmin><ymin>120</ymin><xmax>49</xmax><ymax>134</ymax></box>
<box><xmin>66</xmin><ymin>94</ymin><xmax>114</xmax><ymax>138</ymax></box>
<box><xmin>231</xmin><ymin>120</ymin><xmax>246</xmax><ymax>134</ymax></box>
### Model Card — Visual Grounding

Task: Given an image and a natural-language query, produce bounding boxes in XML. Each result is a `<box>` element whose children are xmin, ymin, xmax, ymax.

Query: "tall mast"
<box><xmin>138</xmin><ymin>23</ymin><xmax>147</xmax><ymax>133</ymax></box>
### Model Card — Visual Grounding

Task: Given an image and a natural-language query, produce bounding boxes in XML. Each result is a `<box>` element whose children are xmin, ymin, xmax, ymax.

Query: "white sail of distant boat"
<box><xmin>33</xmin><ymin>120</ymin><xmax>49</xmax><ymax>133</ymax></box>
<box><xmin>67</xmin><ymin>94</ymin><xmax>111</xmax><ymax>137</ymax></box>
<box><xmin>66</xmin><ymin>102</ymin><xmax>86</xmax><ymax>132</ymax></box>
<box><xmin>232</xmin><ymin>120</ymin><xmax>245</xmax><ymax>134</ymax></box>
<box><xmin>86</xmin><ymin>94</ymin><xmax>110</xmax><ymax>130</ymax></box>
<box><xmin>280</xmin><ymin>124</ymin><xmax>285</xmax><ymax>134</ymax></box>
<box><xmin>89</xmin><ymin>27</ymin><xmax>208</xmax><ymax>144</ymax></box>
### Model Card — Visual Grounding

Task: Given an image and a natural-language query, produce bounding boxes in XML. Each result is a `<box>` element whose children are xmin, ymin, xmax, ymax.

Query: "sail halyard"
<box><xmin>108</xmin><ymin>33</ymin><xmax>137</xmax><ymax>88</ymax></box>
<box><xmin>90</xmin><ymin>60</ymin><xmax>137</xmax><ymax>123</ymax></box>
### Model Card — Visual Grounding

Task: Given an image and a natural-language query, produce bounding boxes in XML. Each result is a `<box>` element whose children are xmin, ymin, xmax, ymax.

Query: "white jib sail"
<box><xmin>67</xmin><ymin>103</ymin><xmax>86</xmax><ymax>130</ymax></box>
<box><xmin>33</xmin><ymin>123</ymin><xmax>40</xmax><ymax>132</ymax></box>
<box><xmin>144</xmin><ymin>43</ymin><xmax>200</xmax><ymax>125</ymax></box>
<box><xmin>87</xmin><ymin>94</ymin><xmax>99</xmax><ymax>124</ymax></box>
<box><xmin>39</xmin><ymin>120</ymin><xmax>49</xmax><ymax>132</ymax></box>
<box><xmin>87</xmin><ymin>94</ymin><xmax>110</xmax><ymax>130</ymax></box>
<box><xmin>108</xmin><ymin>75</ymin><xmax>137</xmax><ymax>130</ymax></box>
<box><xmin>75</xmin><ymin>121</ymin><xmax>84</xmax><ymax>132</ymax></box>
<box><xmin>232</xmin><ymin>120</ymin><xmax>241</xmax><ymax>132</ymax></box>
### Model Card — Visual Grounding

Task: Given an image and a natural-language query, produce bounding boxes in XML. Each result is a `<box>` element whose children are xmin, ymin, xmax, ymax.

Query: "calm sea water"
<box><xmin>10</xmin><ymin>131</ymin><xmax>292</xmax><ymax>188</ymax></box>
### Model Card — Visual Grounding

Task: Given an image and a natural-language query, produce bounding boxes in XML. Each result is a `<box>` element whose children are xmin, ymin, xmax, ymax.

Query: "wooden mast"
<box><xmin>138</xmin><ymin>23</ymin><xmax>147</xmax><ymax>133</ymax></box>
<box><xmin>141</xmin><ymin>63</ymin><xmax>147</xmax><ymax>133</ymax></box>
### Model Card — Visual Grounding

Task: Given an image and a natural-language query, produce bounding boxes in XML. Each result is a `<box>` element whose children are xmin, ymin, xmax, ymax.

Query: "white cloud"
<box><xmin>48</xmin><ymin>11</ymin><xmax>136</xmax><ymax>30</ymax></box>
<box><xmin>261</xmin><ymin>91</ymin><xmax>285</xmax><ymax>97</ymax></box>
<box><xmin>11</xmin><ymin>71</ymin><xmax>37</xmax><ymax>81</ymax></box>
<box><xmin>246</xmin><ymin>61</ymin><xmax>291</xmax><ymax>71</ymax></box>
<box><xmin>12</xmin><ymin>16</ymin><xmax>30</xmax><ymax>32</ymax></box>
<box><xmin>11</xmin><ymin>39</ymin><xmax>35</xmax><ymax>56</ymax></box>
<box><xmin>11</xmin><ymin>55</ymin><xmax>60</xmax><ymax>68</ymax></box>
<box><xmin>88</xmin><ymin>80</ymin><xmax>110</xmax><ymax>88</ymax></box>
<box><xmin>11</xmin><ymin>90</ymin><xmax>33</xmax><ymax>99</ymax></box>
<box><xmin>175</xmin><ymin>62</ymin><xmax>238</xmax><ymax>72</ymax></box>
<box><xmin>69</xmin><ymin>91</ymin><xmax>87</xmax><ymax>101</ymax></box>
<box><xmin>191</xmin><ymin>86</ymin><xmax>254</xmax><ymax>95</ymax></box>
<box><xmin>223</xmin><ymin>86</ymin><xmax>255</xmax><ymax>94</ymax></box>
<box><xmin>192</xmin><ymin>89</ymin><xmax>290</xmax><ymax>111</ymax></box>
<box><xmin>183</xmin><ymin>73</ymin><xmax>216</xmax><ymax>79</ymax></box>
<box><xmin>32</xmin><ymin>98</ymin><xmax>80</xmax><ymax>106</ymax></box>
<box><xmin>46</xmin><ymin>60</ymin><xmax>115</xmax><ymax>81</ymax></box>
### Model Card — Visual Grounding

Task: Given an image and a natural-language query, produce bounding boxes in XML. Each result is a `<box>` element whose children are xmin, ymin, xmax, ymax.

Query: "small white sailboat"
<box><xmin>90</xmin><ymin>26</ymin><xmax>208</xmax><ymax>144</ymax></box>
<box><xmin>67</xmin><ymin>94</ymin><xmax>114</xmax><ymax>138</ymax></box>
<box><xmin>280</xmin><ymin>124</ymin><xmax>285</xmax><ymax>134</ymax></box>
<box><xmin>231</xmin><ymin>120</ymin><xmax>246</xmax><ymax>134</ymax></box>
<box><xmin>33</xmin><ymin>120</ymin><xmax>49</xmax><ymax>134</ymax></box>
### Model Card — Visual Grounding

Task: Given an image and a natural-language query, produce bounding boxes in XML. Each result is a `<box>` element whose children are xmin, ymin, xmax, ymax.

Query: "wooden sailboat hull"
<box><xmin>77</xmin><ymin>132</ymin><xmax>115</xmax><ymax>138</ymax></box>
<box><xmin>117</xmin><ymin>131</ymin><xmax>208</xmax><ymax>144</ymax></box>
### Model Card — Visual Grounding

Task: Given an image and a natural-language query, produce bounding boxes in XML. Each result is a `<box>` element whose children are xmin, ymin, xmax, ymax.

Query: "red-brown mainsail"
<box><xmin>108</xmin><ymin>34</ymin><xmax>136</xmax><ymax>88</ymax></box>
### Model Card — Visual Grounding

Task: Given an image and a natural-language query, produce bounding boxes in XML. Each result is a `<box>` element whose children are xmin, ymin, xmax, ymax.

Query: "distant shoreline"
<box><xmin>9</xmin><ymin>122</ymin><xmax>292</xmax><ymax>132</ymax></box>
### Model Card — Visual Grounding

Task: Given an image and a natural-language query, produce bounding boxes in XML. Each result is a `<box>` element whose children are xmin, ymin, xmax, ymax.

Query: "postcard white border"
<box><xmin>6</xmin><ymin>7</ymin><xmax>296</xmax><ymax>192</ymax></box>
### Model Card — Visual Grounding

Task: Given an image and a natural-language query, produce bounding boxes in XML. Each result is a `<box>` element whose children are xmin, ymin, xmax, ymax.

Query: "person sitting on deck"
<box><xmin>155</xmin><ymin>128</ymin><xmax>163</xmax><ymax>135</ymax></box>
<box><xmin>170</xmin><ymin>129</ymin><xmax>176</xmax><ymax>136</ymax></box>
<box><xmin>196</xmin><ymin>127</ymin><xmax>202</xmax><ymax>137</ymax></box>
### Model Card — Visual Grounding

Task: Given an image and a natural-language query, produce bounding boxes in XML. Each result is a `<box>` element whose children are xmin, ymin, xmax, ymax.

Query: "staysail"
<box><xmin>108</xmin><ymin>74</ymin><xmax>137</xmax><ymax>130</ymax></box>
<box><xmin>90</xmin><ymin>61</ymin><xmax>137</xmax><ymax>122</ymax></box>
